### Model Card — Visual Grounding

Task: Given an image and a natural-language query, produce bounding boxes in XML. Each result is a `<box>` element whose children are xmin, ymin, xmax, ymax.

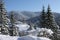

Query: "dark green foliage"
<box><xmin>9</xmin><ymin>29</ymin><xmax>13</xmax><ymax>36</ymax></box>
<box><xmin>46</xmin><ymin>5</ymin><xmax>53</xmax><ymax>29</ymax></box>
<box><xmin>41</xmin><ymin>6</ymin><xmax>47</xmax><ymax>28</ymax></box>
<box><xmin>10</xmin><ymin>12</ymin><xmax>15</xmax><ymax>24</ymax></box>
<box><xmin>9</xmin><ymin>12</ymin><xmax>15</xmax><ymax>36</ymax></box>
<box><xmin>46</xmin><ymin>5</ymin><xmax>58</xmax><ymax>30</ymax></box>
<box><xmin>9</xmin><ymin>12</ymin><xmax>19</xmax><ymax>36</ymax></box>
<box><xmin>40</xmin><ymin>5</ymin><xmax>59</xmax><ymax>40</ymax></box>
<box><xmin>0</xmin><ymin>0</ymin><xmax>8</xmax><ymax>34</ymax></box>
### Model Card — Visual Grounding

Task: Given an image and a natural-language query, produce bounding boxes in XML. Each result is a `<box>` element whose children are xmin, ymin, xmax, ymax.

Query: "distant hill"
<box><xmin>7</xmin><ymin>11</ymin><xmax>41</xmax><ymax>21</ymax></box>
<box><xmin>7</xmin><ymin>11</ymin><xmax>60</xmax><ymax>27</ymax></box>
<box><xmin>26</xmin><ymin>12</ymin><xmax>60</xmax><ymax>27</ymax></box>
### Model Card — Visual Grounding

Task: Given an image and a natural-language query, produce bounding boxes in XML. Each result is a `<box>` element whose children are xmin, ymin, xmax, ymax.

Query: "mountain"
<box><xmin>7</xmin><ymin>11</ymin><xmax>41</xmax><ymax>21</ymax></box>
<box><xmin>26</xmin><ymin>12</ymin><xmax>60</xmax><ymax>27</ymax></box>
<box><xmin>7</xmin><ymin>11</ymin><xmax>60</xmax><ymax>27</ymax></box>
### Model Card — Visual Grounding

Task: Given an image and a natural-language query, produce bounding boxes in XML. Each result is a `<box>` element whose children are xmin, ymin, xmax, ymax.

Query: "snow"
<box><xmin>36</xmin><ymin>28</ymin><xmax>53</xmax><ymax>35</ymax></box>
<box><xmin>14</xmin><ymin>21</ymin><xmax>23</xmax><ymax>24</ymax></box>
<box><xmin>0</xmin><ymin>35</ymin><xmax>18</xmax><ymax>40</ymax></box>
<box><xmin>15</xmin><ymin>23</ymin><xmax>30</xmax><ymax>31</ymax></box>
<box><xmin>9</xmin><ymin>21</ymin><xmax>53</xmax><ymax>36</ymax></box>
<box><xmin>0</xmin><ymin>35</ymin><xmax>51</xmax><ymax>40</ymax></box>
<box><xmin>8</xmin><ymin>21</ymin><xmax>30</xmax><ymax>31</ymax></box>
<box><xmin>27</xmin><ymin>29</ymin><xmax>38</xmax><ymax>36</ymax></box>
<box><xmin>25</xmin><ymin>28</ymin><xmax>53</xmax><ymax>36</ymax></box>
<box><xmin>5</xmin><ymin>21</ymin><xmax>53</xmax><ymax>40</ymax></box>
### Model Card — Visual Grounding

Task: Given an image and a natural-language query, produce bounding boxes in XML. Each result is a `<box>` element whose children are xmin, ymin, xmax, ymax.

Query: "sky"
<box><xmin>4</xmin><ymin>0</ymin><xmax>60</xmax><ymax>13</ymax></box>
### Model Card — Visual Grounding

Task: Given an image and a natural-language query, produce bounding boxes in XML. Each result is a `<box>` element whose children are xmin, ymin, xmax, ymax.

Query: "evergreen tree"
<box><xmin>9</xmin><ymin>12</ymin><xmax>15</xmax><ymax>36</ymax></box>
<box><xmin>46</xmin><ymin>5</ymin><xmax>58</xmax><ymax>30</ymax></box>
<box><xmin>0</xmin><ymin>0</ymin><xmax>8</xmax><ymax>34</ymax></box>
<box><xmin>41</xmin><ymin>6</ymin><xmax>46</xmax><ymax>28</ymax></box>
<box><xmin>9</xmin><ymin>11</ymin><xmax>19</xmax><ymax>36</ymax></box>
<box><xmin>46</xmin><ymin>5</ymin><xmax>59</xmax><ymax>40</ymax></box>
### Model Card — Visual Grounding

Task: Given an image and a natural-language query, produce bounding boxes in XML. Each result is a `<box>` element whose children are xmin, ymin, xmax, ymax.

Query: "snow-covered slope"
<box><xmin>0</xmin><ymin>35</ymin><xmax>18</xmax><ymax>40</ymax></box>
<box><xmin>26</xmin><ymin>28</ymin><xmax>53</xmax><ymax>37</ymax></box>
<box><xmin>0</xmin><ymin>35</ymin><xmax>51</xmax><ymax>40</ymax></box>
<box><xmin>20</xmin><ymin>35</ymin><xmax>51</xmax><ymax>40</ymax></box>
<box><xmin>36</xmin><ymin>28</ymin><xmax>53</xmax><ymax>35</ymax></box>
<box><xmin>15</xmin><ymin>23</ymin><xmax>30</xmax><ymax>31</ymax></box>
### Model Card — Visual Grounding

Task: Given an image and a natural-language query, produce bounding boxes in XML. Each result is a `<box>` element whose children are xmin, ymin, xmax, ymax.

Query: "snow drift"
<box><xmin>0</xmin><ymin>35</ymin><xmax>51</xmax><ymax>40</ymax></box>
<box><xmin>14</xmin><ymin>21</ymin><xmax>30</xmax><ymax>31</ymax></box>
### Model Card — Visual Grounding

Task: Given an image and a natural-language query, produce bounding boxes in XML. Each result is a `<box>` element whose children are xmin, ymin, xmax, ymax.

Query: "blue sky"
<box><xmin>4</xmin><ymin>0</ymin><xmax>60</xmax><ymax>13</ymax></box>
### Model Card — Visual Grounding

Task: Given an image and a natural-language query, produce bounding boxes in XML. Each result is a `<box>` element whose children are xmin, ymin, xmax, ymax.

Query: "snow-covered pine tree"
<box><xmin>9</xmin><ymin>11</ymin><xmax>19</xmax><ymax>36</ymax></box>
<box><xmin>9</xmin><ymin>12</ymin><xmax>15</xmax><ymax>36</ymax></box>
<box><xmin>41</xmin><ymin>6</ymin><xmax>47</xmax><ymax>28</ymax></box>
<box><xmin>46</xmin><ymin>5</ymin><xmax>58</xmax><ymax>40</ymax></box>
<box><xmin>0</xmin><ymin>0</ymin><xmax>9</xmax><ymax>34</ymax></box>
<box><xmin>46</xmin><ymin>5</ymin><xmax>59</xmax><ymax>40</ymax></box>
<box><xmin>46</xmin><ymin>5</ymin><xmax>58</xmax><ymax>30</ymax></box>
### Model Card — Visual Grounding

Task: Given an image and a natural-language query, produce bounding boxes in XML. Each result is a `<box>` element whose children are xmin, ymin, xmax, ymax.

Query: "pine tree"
<box><xmin>0</xmin><ymin>0</ymin><xmax>8</xmax><ymax>34</ymax></box>
<box><xmin>9</xmin><ymin>12</ymin><xmax>15</xmax><ymax>36</ymax></box>
<box><xmin>46</xmin><ymin>5</ymin><xmax>59</xmax><ymax>40</ymax></box>
<box><xmin>9</xmin><ymin>11</ymin><xmax>19</xmax><ymax>36</ymax></box>
<box><xmin>46</xmin><ymin>5</ymin><xmax>58</xmax><ymax>30</ymax></box>
<box><xmin>41</xmin><ymin>6</ymin><xmax>46</xmax><ymax>28</ymax></box>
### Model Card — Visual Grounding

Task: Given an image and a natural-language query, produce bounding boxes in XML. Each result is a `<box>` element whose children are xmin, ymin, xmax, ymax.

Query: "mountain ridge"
<box><xmin>7</xmin><ymin>11</ymin><xmax>60</xmax><ymax>27</ymax></box>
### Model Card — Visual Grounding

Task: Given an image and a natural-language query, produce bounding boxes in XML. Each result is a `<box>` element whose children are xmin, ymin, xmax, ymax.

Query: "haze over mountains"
<box><xmin>7</xmin><ymin>11</ymin><xmax>60</xmax><ymax>27</ymax></box>
<box><xmin>7</xmin><ymin>11</ymin><xmax>40</xmax><ymax>20</ymax></box>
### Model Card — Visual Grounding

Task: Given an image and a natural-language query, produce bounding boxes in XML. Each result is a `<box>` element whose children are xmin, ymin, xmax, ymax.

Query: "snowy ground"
<box><xmin>15</xmin><ymin>22</ymin><xmax>30</xmax><ymax>31</ymax></box>
<box><xmin>0</xmin><ymin>28</ymin><xmax>52</xmax><ymax>40</ymax></box>
<box><xmin>15</xmin><ymin>22</ymin><xmax>53</xmax><ymax>36</ymax></box>
<box><xmin>0</xmin><ymin>35</ymin><xmax>51</xmax><ymax>40</ymax></box>
<box><xmin>4</xmin><ymin>21</ymin><xmax>52</xmax><ymax>40</ymax></box>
